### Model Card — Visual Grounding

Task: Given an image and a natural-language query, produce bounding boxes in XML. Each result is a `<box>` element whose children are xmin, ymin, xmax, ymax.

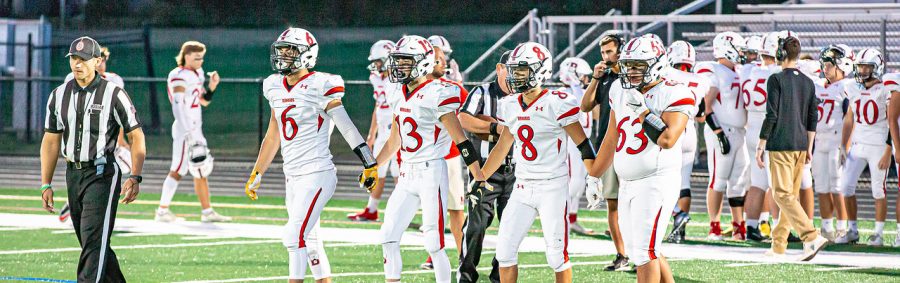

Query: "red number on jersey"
<box><xmin>517</xmin><ymin>125</ymin><xmax>538</xmax><ymax>161</ymax></box>
<box><xmin>552</xmin><ymin>90</ymin><xmax>568</xmax><ymax>99</ymax></box>
<box><xmin>281</xmin><ymin>105</ymin><xmax>299</xmax><ymax>141</ymax></box>
<box><xmin>741</xmin><ymin>79</ymin><xmax>752</xmax><ymax>108</ymax></box>
<box><xmin>817</xmin><ymin>99</ymin><xmax>835</xmax><ymax>123</ymax></box>
<box><xmin>401</xmin><ymin>117</ymin><xmax>423</xmax><ymax>152</ymax></box>
<box><xmin>752</xmin><ymin>79</ymin><xmax>767</xmax><ymax>106</ymax></box>
<box><xmin>854</xmin><ymin>99</ymin><xmax>878</xmax><ymax>125</ymax></box>
<box><xmin>731</xmin><ymin>81</ymin><xmax>741</xmax><ymax>109</ymax></box>
<box><xmin>191</xmin><ymin>89</ymin><xmax>201</xmax><ymax>108</ymax></box>
<box><xmin>615</xmin><ymin>116</ymin><xmax>648</xmax><ymax>155</ymax></box>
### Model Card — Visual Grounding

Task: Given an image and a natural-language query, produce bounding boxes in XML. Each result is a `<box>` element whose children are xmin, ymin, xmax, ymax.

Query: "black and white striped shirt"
<box><xmin>44</xmin><ymin>73</ymin><xmax>141</xmax><ymax>163</ymax></box>
<box><xmin>461</xmin><ymin>81</ymin><xmax>513</xmax><ymax>160</ymax></box>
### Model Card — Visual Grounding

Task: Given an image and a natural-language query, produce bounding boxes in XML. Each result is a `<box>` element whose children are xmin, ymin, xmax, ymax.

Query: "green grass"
<box><xmin>0</xmin><ymin>187</ymin><xmax>898</xmax><ymax>282</ymax></box>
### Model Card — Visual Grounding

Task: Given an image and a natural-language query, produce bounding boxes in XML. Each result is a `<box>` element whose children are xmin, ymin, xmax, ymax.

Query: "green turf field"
<box><xmin>0</xmin><ymin>187</ymin><xmax>898</xmax><ymax>282</ymax></box>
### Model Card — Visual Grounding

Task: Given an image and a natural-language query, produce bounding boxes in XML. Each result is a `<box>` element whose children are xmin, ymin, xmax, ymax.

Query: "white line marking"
<box><xmin>814</xmin><ymin>266</ymin><xmax>871</xmax><ymax>272</ymax></box>
<box><xmin>0</xmin><ymin>239</ymin><xmax>281</xmax><ymax>255</ymax></box>
<box><xmin>0</xmin><ymin>227</ymin><xmax>44</xmax><ymax>231</ymax></box>
<box><xmin>725</xmin><ymin>262</ymin><xmax>778</xmax><ymax>267</ymax></box>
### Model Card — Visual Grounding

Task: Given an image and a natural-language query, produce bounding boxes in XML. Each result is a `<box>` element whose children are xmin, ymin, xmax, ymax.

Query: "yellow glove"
<box><xmin>245</xmin><ymin>170</ymin><xmax>262</xmax><ymax>201</ymax></box>
<box><xmin>359</xmin><ymin>165</ymin><xmax>379</xmax><ymax>193</ymax></box>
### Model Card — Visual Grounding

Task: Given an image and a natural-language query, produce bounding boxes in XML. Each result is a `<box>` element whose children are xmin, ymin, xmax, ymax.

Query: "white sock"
<box><xmin>746</xmin><ymin>219</ymin><xmax>759</xmax><ymax>228</ymax></box>
<box><xmin>430</xmin><ymin>249</ymin><xmax>451</xmax><ymax>283</ymax></box>
<box><xmin>760</xmin><ymin>212</ymin><xmax>770</xmax><ymax>222</ymax></box>
<box><xmin>160</xmin><ymin>176</ymin><xmax>179</xmax><ymax>207</ymax></box>
<box><xmin>849</xmin><ymin>220</ymin><xmax>858</xmax><ymax>232</ymax></box>
<box><xmin>382</xmin><ymin>242</ymin><xmax>402</xmax><ymax>280</ymax></box>
<box><xmin>202</xmin><ymin>208</ymin><xmax>214</xmax><ymax>214</ymax></box>
<box><xmin>822</xmin><ymin>218</ymin><xmax>834</xmax><ymax>232</ymax></box>
<box><xmin>287</xmin><ymin>246</ymin><xmax>308</xmax><ymax>280</ymax></box>
<box><xmin>874</xmin><ymin>221</ymin><xmax>885</xmax><ymax>235</ymax></box>
<box><xmin>367</xmin><ymin>197</ymin><xmax>380</xmax><ymax>212</ymax></box>
<box><xmin>837</xmin><ymin>220</ymin><xmax>847</xmax><ymax>230</ymax></box>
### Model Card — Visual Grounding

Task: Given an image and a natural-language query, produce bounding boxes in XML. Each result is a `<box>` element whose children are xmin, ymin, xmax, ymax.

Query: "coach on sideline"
<box><xmin>40</xmin><ymin>36</ymin><xmax>146</xmax><ymax>282</ymax></box>
<box><xmin>755</xmin><ymin>35</ymin><xmax>827</xmax><ymax>261</ymax></box>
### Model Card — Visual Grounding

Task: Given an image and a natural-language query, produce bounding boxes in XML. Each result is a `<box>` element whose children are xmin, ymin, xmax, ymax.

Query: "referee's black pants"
<box><xmin>458</xmin><ymin>166</ymin><xmax>515</xmax><ymax>283</ymax></box>
<box><xmin>66</xmin><ymin>160</ymin><xmax>126</xmax><ymax>283</ymax></box>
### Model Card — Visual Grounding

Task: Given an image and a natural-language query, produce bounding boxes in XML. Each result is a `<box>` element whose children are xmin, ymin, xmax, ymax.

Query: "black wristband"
<box><xmin>577</xmin><ymin>139</ymin><xmax>596</xmax><ymax>160</ymax></box>
<box><xmin>203</xmin><ymin>87</ymin><xmax>215</xmax><ymax>101</ymax></box>
<box><xmin>457</xmin><ymin>140</ymin><xmax>481</xmax><ymax>166</ymax></box>
<box><xmin>129</xmin><ymin>175</ymin><xmax>143</xmax><ymax>184</ymax></box>
<box><xmin>706</xmin><ymin>112</ymin><xmax>722</xmax><ymax>131</ymax></box>
<box><xmin>489</xmin><ymin>122</ymin><xmax>499</xmax><ymax>136</ymax></box>
<box><xmin>643</xmin><ymin>120</ymin><xmax>665</xmax><ymax>144</ymax></box>
<box><xmin>352</xmin><ymin>143</ymin><xmax>377</xmax><ymax>169</ymax></box>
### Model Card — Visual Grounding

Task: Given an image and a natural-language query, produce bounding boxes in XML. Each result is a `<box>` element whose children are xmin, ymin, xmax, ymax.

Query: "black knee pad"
<box><xmin>679</xmin><ymin>188</ymin><xmax>692</xmax><ymax>199</ymax></box>
<box><xmin>728</xmin><ymin>196</ymin><xmax>745</xmax><ymax>207</ymax></box>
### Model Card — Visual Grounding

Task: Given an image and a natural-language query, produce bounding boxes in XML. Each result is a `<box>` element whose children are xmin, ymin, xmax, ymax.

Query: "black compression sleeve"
<box><xmin>577</xmin><ymin>139</ymin><xmax>596</xmax><ymax>160</ymax></box>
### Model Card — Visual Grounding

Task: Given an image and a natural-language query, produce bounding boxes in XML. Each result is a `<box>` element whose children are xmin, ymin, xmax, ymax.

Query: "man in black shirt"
<box><xmin>579</xmin><ymin>32</ymin><xmax>629</xmax><ymax>271</ymax></box>
<box><xmin>756</xmin><ymin>35</ymin><xmax>828</xmax><ymax>261</ymax></box>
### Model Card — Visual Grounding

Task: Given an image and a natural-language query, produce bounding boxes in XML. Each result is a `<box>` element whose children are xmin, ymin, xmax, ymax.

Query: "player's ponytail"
<box><xmin>176</xmin><ymin>41</ymin><xmax>206</xmax><ymax>67</ymax></box>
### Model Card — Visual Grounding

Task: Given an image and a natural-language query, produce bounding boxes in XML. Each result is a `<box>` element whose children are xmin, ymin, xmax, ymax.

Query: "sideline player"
<box><xmin>482</xmin><ymin>41</ymin><xmax>590</xmax><ymax>283</ymax></box>
<box><xmin>813</xmin><ymin>44</ymin><xmax>853</xmax><ymax>241</ymax></box>
<box><xmin>348</xmin><ymin>40</ymin><xmax>397</xmax><ymax>222</ymax></box>
<box><xmin>429</xmin><ymin>35</ymin><xmax>463</xmax><ymax>83</ymax></box>
<box><xmin>885</xmin><ymin>71</ymin><xmax>900</xmax><ymax>247</ymax></box>
<box><xmin>587</xmin><ymin>35</ymin><xmax>696</xmax><ymax>283</ymax></box>
<box><xmin>836</xmin><ymin>48</ymin><xmax>891</xmax><ymax>246</ymax></box>
<box><xmin>156</xmin><ymin>41</ymin><xmax>231</xmax><ymax>223</ymax></box>
<box><xmin>371</xmin><ymin>35</ymin><xmax>486</xmax><ymax>283</ymax></box>
<box><xmin>558</xmin><ymin>57</ymin><xmax>595</xmax><ymax>235</ymax></box>
<box><xmin>662</xmin><ymin>40</ymin><xmax>710</xmax><ymax>243</ymax></box>
<box><xmin>696</xmin><ymin>32</ymin><xmax>749</xmax><ymax>241</ymax></box>
<box><xmin>245</xmin><ymin>28</ymin><xmax>379</xmax><ymax>283</ymax></box>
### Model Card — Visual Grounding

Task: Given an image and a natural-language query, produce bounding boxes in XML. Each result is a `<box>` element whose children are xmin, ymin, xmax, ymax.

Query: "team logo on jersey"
<box><xmin>400</xmin><ymin>107</ymin><xmax>411</xmax><ymax>113</ymax></box>
<box><xmin>518</xmin><ymin>116</ymin><xmax>530</xmax><ymax>121</ymax></box>
<box><xmin>282</xmin><ymin>98</ymin><xmax>295</xmax><ymax>103</ymax></box>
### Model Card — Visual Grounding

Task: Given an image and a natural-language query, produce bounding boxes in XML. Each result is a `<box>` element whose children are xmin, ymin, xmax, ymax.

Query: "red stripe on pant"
<box><xmin>648</xmin><ymin>207</ymin><xmax>663</xmax><ymax>261</ymax></box>
<box><xmin>175</xmin><ymin>140</ymin><xmax>186</xmax><ymax>173</ymax></box>
<box><xmin>563</xmin><ymin>202</ymin><xmax>570</xmax><ymax>263</ymax></box>
<box><xmin>708</xmin><ymin>151</ymin><xmax>717</xmax><ymax>190</ymax></box>
<box><xmin>438</xmin><ymin>186</ymin><xmax>445</xmax><ymax>249</ymax></box>
<box><xmin>298</xmin><ymin>188</ymin><xmax>323</xmax><ymax>248</ymax></box>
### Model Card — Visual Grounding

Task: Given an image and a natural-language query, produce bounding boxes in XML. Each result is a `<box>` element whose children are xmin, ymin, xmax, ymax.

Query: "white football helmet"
<box><xmin>388</xmin><ymin>35</ymin><xmax>436</xmax><ymax>84</ymax></box>
<box><xmin>506</xmin><ymin>42</ymin><xmax>553</xmax><ymax>93</ymax></box>
<box><xmin>270</xmin><ymin>28</ymin><xmax>319</xmax><ymax>75</ymax></box>
<box><xmin>367</xmin><ymin>40</ymin><xmax>395</xmax><ymax>72</ymax></box>
<box><xmin>712</xmin><ymin>31</ymin><xmax>746</xmax><ymax>64</ymax></box>
<box><xmin>667</xmin><ymin>40</ymin><xmax>696</xmax><ymax>71</ymax></box>
<box><xmin>559</xmin><ymin>57</ymin><xmax>592</xmax><ymax>88</ymax></box>
<box><xmin>188</xmin><ymin>144</ymin><xmax>214</xmax><ymax>179</ymax></box>
<box><xmin>760</xmin><ymin>32</ymin><xmax>780</xmax><ymax>58</ymax></box>
<box><xmin>745</xmin><ymin>35</ymin><xmax>764</xmax><ymax>59</ymax></box>
<box><xmin>854</xmin><ymin>48</ymin><xmax>885</xmax><ymax>84</ymax></box>
<box><xmin>820</xmin><ymin>44</ymin><xmax>854</xmax><ymax>76</ymax></box>
<box><xmin>619</xmin><ymin>36</ymin><xmax>668</xmax><ymax>89</ymax></box>
<box><xmin>641</xmin><ymin>33</ymin><xmax>664</xmax><ymax>46</ymax></box>
<box><xmin>427</xmin><ymin>35</ymin><xmax>453</xmax><ymax>56</ymax></box>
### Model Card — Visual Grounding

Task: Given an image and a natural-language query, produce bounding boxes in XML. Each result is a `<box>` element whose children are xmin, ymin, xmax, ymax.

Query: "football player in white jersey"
<box><xmin>429</xmin><ymin>35</ymin><xmax>463</xmax><ymax>83</ymax></box>
<box><xmin>662</xmin><ymin>40</ymin><xmax>710</xmax><ymax>244</ymax></box>
<box><xmin>885</xmin><ymin>71</ymin><xmax>900</xmax><ymax>247</ymax></box>
<box><xmin>244</xmin><ymin>28</ymin><xmax>379</xmax><ymax>283</ymax></box>
<box><xmin>371</xmin><ymin>35</ymin><xmax>486</xmax><ymax>283</ymax></box>
<box><xmin>155</xmin><ymin>41</ymin><xmax>231</xmax><ymax>223</ymax></box>
<box><xmin>420</xmin><ymin>45</ymin><xmax>470</xmax><ymax>271</ymax></box>
<box><xmin>557</xmin><ymin>57</ymin><xmax>596</xmax><ymax>235</ymax></box>
<box><xmin>480</xmin><ymin>42</ymin><xmax>590</xmax><ymax>283</ymax></box>
<box><xmin>349</xmin><ymin>40</ymin><xmax>397</xmax><ymax>222</ymax></box>
<box><xmin>836</xmin><ymin>48</ymin><xmax>892</xmax><ymax>246</ymax></box>
<box><xmin>696</xmin><ymin>31</ymin><xmax>749</xmax><ymax>241</ymax></box>
<box><xmin>586</xmin><ymin>36</ymin><xmax>696</xmax><ymax>283</ymax></box>
<box><xmin>812</xmin><ymin>44</ymin><xmax>853</xmax><ymax>241</ymax></box>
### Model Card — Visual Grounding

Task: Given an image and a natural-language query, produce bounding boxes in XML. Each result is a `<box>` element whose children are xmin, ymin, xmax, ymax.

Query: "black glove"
<box><xmin>716</xmin><ymin>131</ymin><xmax>731</xmax><ymax>155</ymax></box>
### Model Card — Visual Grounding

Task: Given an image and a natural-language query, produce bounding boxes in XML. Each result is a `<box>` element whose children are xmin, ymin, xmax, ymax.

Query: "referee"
<box><xmin>39</xmin><ymin>36</ymin><xmax>146</xmax><ymax>282</ymax></box>
<box><xmin>456</xmin><ymin>50</ymin><xmax>514</xmax><ymax>283</ymax></box>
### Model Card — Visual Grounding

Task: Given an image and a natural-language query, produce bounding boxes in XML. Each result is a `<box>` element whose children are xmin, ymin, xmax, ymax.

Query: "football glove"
<box><xmin>245</xmin><ymin>170</ymin><xmax>261</xmax><ymax>201</ymax></box>
<box><xmin>585</xmin><ymin>175</ymin><xmax>604</xmax><ymax>210</ymax></box>
<box><xmin>359</xmin><ymin>165</ymin><xmax>379</xmax><ymax>193</ymax></box>
<box><xmin>716</xmin><ymin>131</ymin><xmax>731</xmax><ymax>155</ymax></box>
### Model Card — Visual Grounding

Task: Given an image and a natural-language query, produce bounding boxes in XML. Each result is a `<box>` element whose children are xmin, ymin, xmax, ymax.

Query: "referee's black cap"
<box><xmin>66</xmin><ymin>36</ymin><xmax>102</xmax><ymax>61</ymax></box>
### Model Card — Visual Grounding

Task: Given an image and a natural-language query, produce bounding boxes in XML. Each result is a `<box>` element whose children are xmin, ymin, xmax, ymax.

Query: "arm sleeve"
<box><xmin>806</xmin><ymin>79</ymin><xmax>818</xmax><ymax>132</ymax></box>
<box><xmin>326</xmin><ymin>105</ymin><xmax>366</xmax><ymax>147</ymax></box>
<box><xmin>556</xmin><ymin>93</ymin><xmax>581</xmax><ymax>127</ymax></box>
<box><xmin>759</xmin><ymin>74</ymin><xmax>780</xmax><ymax>140</ymax></box>
<box><xmin>44</xmin><ymin>87</ymin><xmax>63</xmax><ymax>133</ymax></box>
<box><xmin>112</xmin><ymin>88</ymin><xmax>143</xmax><ymax>133</ymax></box>
<box><xmin>436</xmin><ymin>85</ymin><xmax>463</xmax><ymax>116</ymax></box>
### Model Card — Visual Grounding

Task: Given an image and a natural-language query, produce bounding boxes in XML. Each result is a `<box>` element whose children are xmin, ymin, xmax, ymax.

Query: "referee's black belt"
<box><xmin>67</xmin><ymin>157</ymin><xmax>110</xmax><ymax>170</ymax></box>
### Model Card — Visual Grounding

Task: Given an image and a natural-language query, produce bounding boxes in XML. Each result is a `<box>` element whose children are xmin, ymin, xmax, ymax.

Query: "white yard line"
<box><xmin>725</xmin><ymin>262</ymin><xmax>779</xmax><ymax>267</ymax></box>
<box><xmin>813</xmin><ymin>266</ymin><xmax>872</xmax><ymax>272</ymax></box>
<box><xmin>0</xmin><ymin>239</ymin><xmax>281</xmax><ymax>255</ymax></box>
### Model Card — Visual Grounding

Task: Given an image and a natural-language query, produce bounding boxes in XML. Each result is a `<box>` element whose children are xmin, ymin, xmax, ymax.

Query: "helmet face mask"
<box><xmin>271</xmin><ymin>43</ymin><xmax>311</xmax><ymax>75</ymax></box>
<box><xmin>854</xmin><ymin>63</ymin><xmax>876</xmax><ymax>84</ymax></box>
<box><xmin>506</xmin><ymin>63</ymin><xmax>539</xmax><ymax>93</ymax></box>
<box><xmin>388</xmin><ymin>54</ymin><xmax>420</xmax><ymax>84</ymax></box>
<box><xmin>619</xmin><ymin>59</ymin><xmax>653</xmax><ymax>89</ymax></box>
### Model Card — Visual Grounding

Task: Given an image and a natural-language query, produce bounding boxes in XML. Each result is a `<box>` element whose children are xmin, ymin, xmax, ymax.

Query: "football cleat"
<box><xmin>419</xmin><ymin>256</ymin><xmax>433</xmax><ymax>270</ymax></box>
<box><xmin>707</xmin><ymin>222</ymin><xmax>723</xmax><ymax>241</ymax></box>
<box><xmin>604</xmin><ymin>253</ymin><xmax>630</xmax><ymax>272</ymax></box>
<box><xmin>155</xmin><ymin>209</ymin><xmax>184</xmax><ymax>223</ymax></box>
<box><xmin>347</xmin><ymin>208</ymin><xmax>378</xmax><ymax>222</ymax></box>
<box><xmin>747</xmin><ymin>225</ymin><xmax>767</xmax><ymax>242</ymax></box>
<box><xmin>666</xmin><ymin>212</ymin><xmax>690</xmax><ymax>243</ymax></box>
<box><xmin>569</xmin><ymin>222</ymin><xmax>595</xmax><ymax>235</ymax></box>
<box><xmin>760</xmin><ymin>220</ymin><xmax>772</xmax><ymax>237</ymax></box>
<box><xmin>731</xmin><ymin>221</ymin><xmax>746</xmax><ymax>241</ymax></box>
<box><xmin>834</xmin><ymin>230</ymin><xmax>859</xmax><ymax>244</ymax></box>
<box><xmin>787</xmin><ymin>232</ymin><xmax>802</xmax><ymax>243</ymax></box>
<box><xmin>867</xmin><ymin>234</ymin><xmax>884</xmax><ymax>246</ymax></box>
<box><xmin>58</xmin><ymin>203</ymin><xmax>71</xmax><ymax>223</ymax></box>
<box><xmin>201</xmin><ymin>210</ymin><xmax>232</xmax><ymax>223</ymax></box>
<box><xmin>821</xmin><ymin>229</ymin><xmax>836</xmax><ymax>242</ymax></box>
